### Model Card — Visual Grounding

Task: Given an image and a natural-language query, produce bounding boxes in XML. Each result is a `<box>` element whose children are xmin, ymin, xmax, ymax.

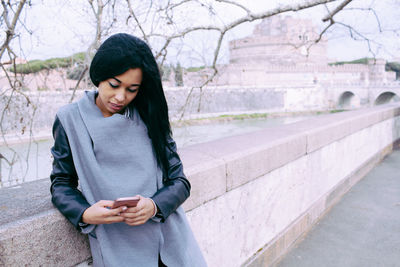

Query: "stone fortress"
<box><xmin>184</xmin><ymin>15</ymin><xmax>396</xmax><ymax>87</ymax></box>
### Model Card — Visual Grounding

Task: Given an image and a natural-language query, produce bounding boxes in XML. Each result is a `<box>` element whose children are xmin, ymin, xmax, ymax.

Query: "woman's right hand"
<box><xmin>81</xmin><ymin>200</ymin><xmax>126</xmax><ymax>225</ymax></box>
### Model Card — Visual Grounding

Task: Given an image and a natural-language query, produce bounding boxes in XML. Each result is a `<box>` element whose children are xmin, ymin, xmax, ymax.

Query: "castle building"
<box><xmin>183</xmin><ymin>16</ymin><xmax>396</xmax><ymax>87</ymax></box>
<box><xmin>229</xmin><ymin>16</ymin><xmax>328</xmax><ymax>66</ymax></box>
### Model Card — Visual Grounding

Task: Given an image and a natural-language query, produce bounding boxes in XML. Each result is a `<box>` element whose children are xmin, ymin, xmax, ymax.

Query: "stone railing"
<box><xmin>1</xmin><ymin>103</ymin><xmax>400</xmax><ymax>266</ymax></box>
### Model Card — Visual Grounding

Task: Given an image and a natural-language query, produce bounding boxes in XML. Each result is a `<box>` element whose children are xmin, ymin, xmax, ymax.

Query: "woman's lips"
<box><xmin>109</xmin><ymin>103</ymin><xmax>124</xmax><ymax>112</ymax></box>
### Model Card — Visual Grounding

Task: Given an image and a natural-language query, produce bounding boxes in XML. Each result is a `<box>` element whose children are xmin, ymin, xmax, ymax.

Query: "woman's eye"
<box><xmin>108</xmin><ymin>82</ymin><xmax>119</xmax><ymax>88</ymax></box>
<box><xmin>127</xmin><ymin>88</ymin><xmax>138</xmax><ymax>93</ymax></box>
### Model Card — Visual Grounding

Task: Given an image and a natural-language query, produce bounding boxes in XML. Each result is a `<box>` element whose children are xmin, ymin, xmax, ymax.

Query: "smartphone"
<box><xmin>111</xmin><ymin>196</ymin><xmax>140</xmax><ymax>209</ymax></box>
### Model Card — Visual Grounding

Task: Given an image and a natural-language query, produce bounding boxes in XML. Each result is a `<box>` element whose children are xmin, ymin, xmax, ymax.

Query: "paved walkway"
<box><xmin>277</xmin><ymin>148</ymin><xmax>400</xmax><ymax>267</ymax></box>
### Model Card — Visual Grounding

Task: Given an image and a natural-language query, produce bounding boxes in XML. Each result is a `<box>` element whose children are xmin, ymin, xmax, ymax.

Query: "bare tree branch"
<box><xmin>306</xmin><ymin>19</ymin><xmax>335</xmax><ymax>54</ymax></box>
<box><xmin>126</xmin><ymin>0</ymin><xmax>149</xmax><ymax>43</ymax></box>
<box><xmin>69</xmin><ymin>0</ymin><xmax>105</xmax><ymax>101</ymax></box>
<box><xmin>335</xmin><ymin>21</ymin><xmax>377</xmax><ymax>57</ymax></box>
<box><xmin>89</xmin><ymin>0</ymin><xmax>104</xmax><ymax>52</ymax></box>
<box><xmin>322</xmin><ymin>0</ymin><xmax>353</xmax><ymax>22</ymax></box>
<box><xmin>0</xmin><ymin>0</ymin><xmax>26</xmax><ymax>60</ymax></box>
<box><xmin>224</xmin><ymin>0</ymin><xmax>338</xmax><ymax>30</ymax></box>
<box><xmin>215</xmin><ymin>0</ymin><xmax>251</xmax><ymax>15</ymax></box>
<box><xmin>157</xmin><ymin>0</ymin><xmax>193</xmax><ymax>12</ymax></box>
<box><xmin>70</xmin><ymin>65</ymin><xmax>88</xmax><ymax>103</ymax></box>
<box><xmin>1</xmin><ymin>0</ymin><xmax>11</xmax><ymax>29</ymax></box>
<box><xmin>342</xmin><ymin>7</ymin><xmax>382</xmax><ymax>32</ymax></box>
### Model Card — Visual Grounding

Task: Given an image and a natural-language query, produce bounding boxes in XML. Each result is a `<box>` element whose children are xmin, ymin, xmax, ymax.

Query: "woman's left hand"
<box><xmin>121</xmin><ymin>195</ymin><xmax>156</xmax><ymax>226</ymax></box>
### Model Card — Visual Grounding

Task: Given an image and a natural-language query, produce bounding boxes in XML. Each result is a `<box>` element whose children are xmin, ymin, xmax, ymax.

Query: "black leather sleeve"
<box><xmin>50</xmin><ymin>116</ymin><xmax>91</xmax><ymax>230</ymax></box>
<box><xmin>151</xmin><ymin>136</ymin><xmax>191</xmax><ymax>222</ymax></box>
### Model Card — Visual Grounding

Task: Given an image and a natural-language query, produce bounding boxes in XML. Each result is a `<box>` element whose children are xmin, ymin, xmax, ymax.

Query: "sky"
<box><xmin>7</xmin><ymin>0</ymin><xmax>400</xmax><ymax>66</ymax></box>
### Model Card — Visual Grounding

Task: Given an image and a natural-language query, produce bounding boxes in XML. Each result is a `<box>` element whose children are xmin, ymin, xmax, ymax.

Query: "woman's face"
<box><xmin>96</xmin><ymin>68</ymin><xmax>142</xmax><ymax>117</ymax></box>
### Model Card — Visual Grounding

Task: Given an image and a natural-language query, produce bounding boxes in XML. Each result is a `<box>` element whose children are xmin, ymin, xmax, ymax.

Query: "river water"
<box><xmin>0</xmin><ymin>115</ymin><xmax>310</xmax><ymax>187</ymax></box>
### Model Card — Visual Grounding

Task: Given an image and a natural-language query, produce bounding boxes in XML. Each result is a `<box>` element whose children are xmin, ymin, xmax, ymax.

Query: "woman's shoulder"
<box><xmin>56</xmin><ymin>102</ymin><xmax>79</xmax><ymax>120</ymax></box>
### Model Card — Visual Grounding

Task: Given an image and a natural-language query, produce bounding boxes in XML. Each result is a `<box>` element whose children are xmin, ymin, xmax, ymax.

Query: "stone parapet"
<box><xmin>1</xmin><ymin>103</ymin><xmax>400</xmax><ymax>266</ymax></box>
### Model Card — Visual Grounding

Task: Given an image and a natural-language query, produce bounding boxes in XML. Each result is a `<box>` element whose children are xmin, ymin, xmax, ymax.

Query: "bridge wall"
<box><xmin>1</xmin><ymin>104</ymin><xmax>400</xmax><ymax>266</ymax></box>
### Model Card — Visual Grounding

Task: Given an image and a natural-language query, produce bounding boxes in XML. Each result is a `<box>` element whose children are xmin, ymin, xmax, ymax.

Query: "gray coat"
<box><xmin>55</xmin><ymin>91</ymin><xmax>206</xmax><ymax>267</ymax></box>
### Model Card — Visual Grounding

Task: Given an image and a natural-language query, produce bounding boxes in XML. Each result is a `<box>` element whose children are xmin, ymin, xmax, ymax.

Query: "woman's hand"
<box><xmin>121</xmin><ymin>195</ymin><xmax>156</xmax><ymax>226</ymax></box>
<box><xmin>82</xmin><ymin>200</ymin><xmax>126</xmax><ymax>225</ymax></box>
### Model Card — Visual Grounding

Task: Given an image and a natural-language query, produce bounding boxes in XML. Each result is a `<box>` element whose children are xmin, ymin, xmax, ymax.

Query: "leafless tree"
<box><xmin>70</xmin><ymin>0</ymin><xmax>119</xmax><ymax>102</ymax></box>
<box><xmin>121</xmin><ymin>0</ymin><xmax>367</xmax><ymax>118</ymax></box>
<box><xmin>0</xmin><ymin>0</ymin><xmax>33</xmax><ymax>186</ymax></box>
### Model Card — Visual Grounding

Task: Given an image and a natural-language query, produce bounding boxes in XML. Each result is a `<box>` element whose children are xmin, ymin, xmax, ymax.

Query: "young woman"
<box><xmin>50</xmin><ymin>33</ymin><xmax>206</xmax><ymax>267</ymax></box>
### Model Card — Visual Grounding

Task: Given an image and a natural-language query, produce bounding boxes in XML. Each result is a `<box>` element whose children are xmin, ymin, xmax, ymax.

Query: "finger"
<box><xmin>121</xmin><ymin>209</ymin><xmax>146</xmax><ymax>219</ymax></box>
<box><xmin>124</xmin><ymin>221</ymin><xmax>137</xmax><ymax>226</ymax></box>
<box><xmin>111</xmin><ymin>206</ymin><xmax>128</xmax><ymax>214</ymax></box>
<box><xmin>136</xmin><ymin>199</ymin><xmax>144</xmax><ymax>207</ymax></box>
<box><xmin>105</xmin><ymin>206</ymin><xmax>127</xmax><ymax>217</ymax></box>
<box><xmin>124</xmin><ymin>215</ymin><xmax>143</xmax><ymax>222</ymax></box>
<box><xmin>130</xmin><ymin>219</ymin><xmax>146</xmax><ymax>226</ymax></box>
<box><xmin>124</xmin><ymin>219</ymin><xmax>145</xmax><ymax>226</ymax></box>
<box><xmin>124</xmin><ymin>214</ymin><xmax>147</xmax><ymax>224</ymax></box>
<box><xmin>105</xmin><ymin>216</ymin><xmax>125</xmax><ymax>224</ymax></box>
<box><xmin>124</xmin><ymin>206</ymin><xmax>142</xmax><ymax>213</ymax></box>
<box><xmin>135</xmin><ymin>195</ymin><xmax>147</xmax><ymax>207</ymax></box>
<box><xmin>126</xmin><ymin>222</ymin><xmax>143</xmax><ymax>226</ymax></box>
<box><xmin>120</xmin><ymin>212</ymin><xmax>138</xmax><ymax>219</ymax></box>
<box><xmin>98</xmin><ymin>200</ymin><xmax>114</xmax><ymax>208</ymax></box>
<box><xmin>138</xmin><ymin>198</ymin><xmax>153</xmax><ymax>212</ymax></box>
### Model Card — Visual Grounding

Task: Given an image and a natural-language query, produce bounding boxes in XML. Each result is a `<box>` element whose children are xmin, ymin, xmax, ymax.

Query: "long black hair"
<box><xmin>89</xmin><ymin>33</ymin><xmax>171</xmax><ymax>174</ymax></box>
